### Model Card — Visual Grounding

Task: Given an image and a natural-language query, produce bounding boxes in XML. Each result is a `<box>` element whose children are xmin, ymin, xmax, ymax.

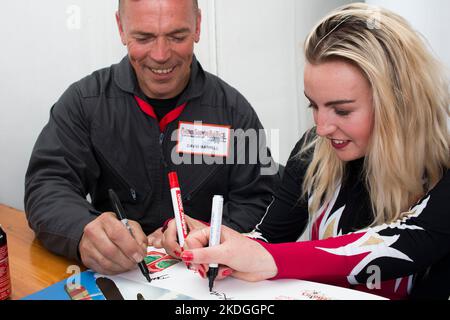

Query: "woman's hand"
<box><xmin>160</xmin><ymin>215</ymin><xmax>208</xmax><ymax>259</ymax></box>
<box><xmin>181</xmin><ymin>225</ymin><xmax>278</xmax><ymax>282</ymax></box>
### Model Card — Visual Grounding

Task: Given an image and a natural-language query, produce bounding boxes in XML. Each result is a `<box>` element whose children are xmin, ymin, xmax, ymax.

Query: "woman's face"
<box><xmin>304</xmin><ymin>60</ymin><xmax>374</xmax><ymax>161</ymax></box>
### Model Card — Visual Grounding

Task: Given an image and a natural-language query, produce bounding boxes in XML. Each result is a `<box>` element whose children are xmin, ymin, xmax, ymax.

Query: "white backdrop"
<box><xmin>1</xmin><ymin>1</ymin><xmax>448</xmax><ymax>210</ymax></box>
<box><xmin>366</xmin><ymin>0</ymin><xmax>450</xmax><ymax>69</ymax></box>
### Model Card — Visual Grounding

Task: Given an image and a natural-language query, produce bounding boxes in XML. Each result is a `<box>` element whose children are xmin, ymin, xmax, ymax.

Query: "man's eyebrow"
<box><xmin>167</xmin><ymin>28</ymin><xmax>191</xmax><ymax>35</ymax></box>
<box><xmin>304</xmin><ymin>92</ymin><xmax>355</xmax><ymax>106</ymax></box>
<box><xmin>131</xmin><ymin>28</ymin><xmax>191</xmax><ymax>37</ymax></box>
<box><xmin>131</xmin><ymin>31</ymin><xmax>155</xmax><ymax>37</ymax></box>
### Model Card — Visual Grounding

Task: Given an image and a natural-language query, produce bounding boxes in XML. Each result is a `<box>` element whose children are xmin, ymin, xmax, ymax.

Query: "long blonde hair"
<box><xmin>302</xmin><ymin>3</ymin><xmax>450</xmax><ymax>225</ymax></box>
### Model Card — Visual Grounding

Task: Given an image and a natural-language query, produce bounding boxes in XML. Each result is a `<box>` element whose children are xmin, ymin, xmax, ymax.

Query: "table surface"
<box><xmin>0</xmin><ymin>204</ymin><xmax>387</xmax><ymax>301</ymax></box>
<box><xmin>0</xmin><ymin>204</ymin><xmax>83</xmax><ymax>300</ymax></box>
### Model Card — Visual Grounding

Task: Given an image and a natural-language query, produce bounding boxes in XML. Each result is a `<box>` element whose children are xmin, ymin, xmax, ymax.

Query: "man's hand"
<box><xmin>147</xmin><ymin>227</ymin><xmax>164</xmax><ymax>248</ymax></box>
<box><xmin>79</xmin><ymin>212</ymin><xmax>148</xmax><ymax>275</ymax></box>
<box><xmin>161</xmin><ymin>215</ymin><xmax>208</xmax><ymax>259</ymax></box>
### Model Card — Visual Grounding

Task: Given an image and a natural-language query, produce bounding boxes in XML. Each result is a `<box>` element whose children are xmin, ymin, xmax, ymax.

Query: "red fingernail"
<box><xmin>181</xmin><ymin>251</ymin><xmax>193</xmax><ymax>262</ymax></box>
<box><xmin>198</xmin><ymin>269</ymin><xmax>205</xmax><ymax>278</ymax></box>
<box><xmin>173</xmin><ymin>250</ymin><xmax>181</xmax><ymax>258</ymax></box>
<box><xmin>222</xmin><ymin>269</ymin><xmax>233</xmax><ymax>277</ymax></box>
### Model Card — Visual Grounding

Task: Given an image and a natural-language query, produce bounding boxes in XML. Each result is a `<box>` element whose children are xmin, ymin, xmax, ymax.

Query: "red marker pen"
<box><xmin>168</xmin><ymin>172</ymin><xmax>188</xmax><ymax>248</ymax></box>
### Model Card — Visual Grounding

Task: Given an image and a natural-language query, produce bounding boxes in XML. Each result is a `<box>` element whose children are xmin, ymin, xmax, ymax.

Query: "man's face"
<box><xmin>117</xmin><ymin>0</ymin><xmax>201</xmax><ymax>99</ymax></box>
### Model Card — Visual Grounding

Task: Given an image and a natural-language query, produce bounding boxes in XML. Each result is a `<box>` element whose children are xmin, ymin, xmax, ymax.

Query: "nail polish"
<box><xmin>222</xmin><ymin>269</ymin><xmax>233</xmax><ymax>277</ymax></box>
<box><xmin>181</xmin><ymin>251</ymin><xmax>193</xmax><ymax>262</ymax></box>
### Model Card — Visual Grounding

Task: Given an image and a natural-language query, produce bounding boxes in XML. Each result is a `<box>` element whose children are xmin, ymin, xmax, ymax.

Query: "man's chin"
<box><xmin>143</xmin><ymin>86</ymin><xmax>178</xmax><ymax>100</ymax></box>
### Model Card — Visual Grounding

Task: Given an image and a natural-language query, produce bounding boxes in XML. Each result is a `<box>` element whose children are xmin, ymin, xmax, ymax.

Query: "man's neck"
<box><xmin>140</xmin><ymin>85</ymin><xmax>188</xmax><ymax>121</ymax></box>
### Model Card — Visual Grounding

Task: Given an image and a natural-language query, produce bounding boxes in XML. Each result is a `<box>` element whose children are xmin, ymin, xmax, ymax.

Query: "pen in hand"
<box><xmin>168</xmin><ymin>172</ymin><xmax>191</xmax><ymax>269</ymax></box>
<box><xmin>108</xmin><ymin>189</ymin><xmax>152</xmax><ymax>283</ymax></box>
<box><xmin>168</xmin><ymin>172</ymin><xmax>188</xmax><ymax>249</ymax></box>
<box><xmin>207</xmin><ymin>195</ymin><xmax>224</xmax><ymax>292</ymax></box>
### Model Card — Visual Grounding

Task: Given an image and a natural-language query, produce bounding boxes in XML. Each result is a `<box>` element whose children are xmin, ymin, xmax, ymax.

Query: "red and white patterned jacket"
<box><xmin>251</xmin><ymin>136</ymin><xmax>450</xmax><ymax>300</ymax></box>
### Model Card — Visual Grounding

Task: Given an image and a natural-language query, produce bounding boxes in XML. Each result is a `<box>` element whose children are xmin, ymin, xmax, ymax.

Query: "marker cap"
<box><xmin>168</xmin><ymin>172</ymin><xmax>180</xmax><ymax>189</ymax></box>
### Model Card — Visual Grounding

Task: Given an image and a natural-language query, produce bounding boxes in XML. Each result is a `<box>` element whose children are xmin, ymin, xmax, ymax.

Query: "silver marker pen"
<box><xmin>207</xmin><ymin>195</ymin><xmax>224</xmax><ymax>292</ymax></box>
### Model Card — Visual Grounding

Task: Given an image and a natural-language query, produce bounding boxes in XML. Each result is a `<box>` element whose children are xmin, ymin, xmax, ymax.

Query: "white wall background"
<box><xmin>1</xmin><ymin>1</ymin><xmax>448</xmax><ymax>210</ymax></box>
<box><xmin>1</xmin><ymin>1</ymin><xmax>126</xmax><ymax>210</ymax></box>
<box><xmin>366</xmin><ymin>0</ymin><xmax>450</xmax><ymax>69</ymax></box>
<box><xmin>211</xmin><ymin>0</ymin><xmax>353</xmax><ymax>167</ymax></box>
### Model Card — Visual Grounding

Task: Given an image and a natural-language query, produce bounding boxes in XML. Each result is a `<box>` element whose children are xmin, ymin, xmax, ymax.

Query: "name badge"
<box><xmin>177</xmin><ymin>122</ymin><xmax>231</xmax><ymax>157</ymax></box>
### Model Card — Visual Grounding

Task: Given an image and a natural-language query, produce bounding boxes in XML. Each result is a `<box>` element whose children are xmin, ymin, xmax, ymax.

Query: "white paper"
<box><xmin>96</xmin><ymin>247</ymin><xmax>387</xmax><ymax>300</ymax></box>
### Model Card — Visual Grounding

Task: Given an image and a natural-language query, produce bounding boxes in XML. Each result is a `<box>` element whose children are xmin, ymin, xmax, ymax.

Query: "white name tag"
<box><xmin>177</xmin><ymin>122</ymin><xmax>231</xmax><ymax>157</ymax></box>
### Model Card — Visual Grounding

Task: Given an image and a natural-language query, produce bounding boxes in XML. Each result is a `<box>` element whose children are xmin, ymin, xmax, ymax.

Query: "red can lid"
<box><xmin>168</xmin><ymin>172</ymin><xmax>180</xmax><ymax>189</ymax></box>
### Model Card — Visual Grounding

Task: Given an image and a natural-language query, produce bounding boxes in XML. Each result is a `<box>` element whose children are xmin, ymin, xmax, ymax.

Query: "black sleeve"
<box><xmin>221</xmin><ymin>94</ymin><xmax>281</xmax><ymax>233</ymax></box>
<box><xmin>261</xmin><ymin>168</ymin><xmax>450</xmax><ymax>300</ymax></box>
<box><xmin>24</xmin><ymin>83</ymin><xmax>100</xmax><ymax>261</ymax></box>
<box><xmin>253</xmin><ymin>131</ymin><xmax>314</xmax><ymax>243</ymax></box>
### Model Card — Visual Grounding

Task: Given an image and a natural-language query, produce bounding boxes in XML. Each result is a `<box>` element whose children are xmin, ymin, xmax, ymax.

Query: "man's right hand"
<box><xmin>79</xmin><ymin>212</ymin><xmax>148</xmax><ymax>275</ymax></box>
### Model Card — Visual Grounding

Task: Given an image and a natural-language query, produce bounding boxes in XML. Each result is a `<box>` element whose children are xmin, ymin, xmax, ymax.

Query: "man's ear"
<box><xmin>116</xmin><ymin>11</ymin><xmax>127</xmax><ymax>46</ymax></box>
<box><xmin>194</xmin><ymin>9</ymin><xmax>202</xmax><ymax>43</ymax></box>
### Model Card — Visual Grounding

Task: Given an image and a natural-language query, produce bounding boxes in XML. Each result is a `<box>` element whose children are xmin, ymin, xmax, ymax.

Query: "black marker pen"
<box><xmin>108</xmin><ymin>189</ymin><xmax>152</xmax><ymax>283</ymax></box>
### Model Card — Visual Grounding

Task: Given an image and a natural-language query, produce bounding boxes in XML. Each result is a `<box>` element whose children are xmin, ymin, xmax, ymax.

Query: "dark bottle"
<box><xmin>0</xmin><ymin>225</ymin><xmax>11</xmax><ymax>300</ymax></box>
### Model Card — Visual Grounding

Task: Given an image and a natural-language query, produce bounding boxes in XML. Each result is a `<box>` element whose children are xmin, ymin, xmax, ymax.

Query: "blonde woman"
<box><xmin>174</xmin><ymin>3</ymin><xmax>450</xmax><ymax>300</ymax></box>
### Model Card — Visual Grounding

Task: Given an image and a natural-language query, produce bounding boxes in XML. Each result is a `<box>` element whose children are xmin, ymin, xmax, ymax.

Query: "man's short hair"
<box><xmin>118</xmin><ymin>0</ymin><xmax>199</xmax><ymax>16</ymax></box>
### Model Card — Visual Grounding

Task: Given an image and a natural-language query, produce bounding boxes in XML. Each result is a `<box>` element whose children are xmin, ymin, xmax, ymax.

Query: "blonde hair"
<box><xmin>302</xmin><ymin>3</ymin><xmax>450</xmax><ymax>225</ymax></box>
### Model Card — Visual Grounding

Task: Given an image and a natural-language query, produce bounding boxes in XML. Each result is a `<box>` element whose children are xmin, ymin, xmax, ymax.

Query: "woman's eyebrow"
<box><xmin>304</xmin><ymin>92</ymin><xmax>355</xmax><ymax>106</ymax></box>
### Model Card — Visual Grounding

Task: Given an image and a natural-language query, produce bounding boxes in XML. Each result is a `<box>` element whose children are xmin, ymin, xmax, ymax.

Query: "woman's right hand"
<box><xmin>181</xmin><ymin>225</ymin><xmax>278</xmax><ymax>282</ymax></box>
